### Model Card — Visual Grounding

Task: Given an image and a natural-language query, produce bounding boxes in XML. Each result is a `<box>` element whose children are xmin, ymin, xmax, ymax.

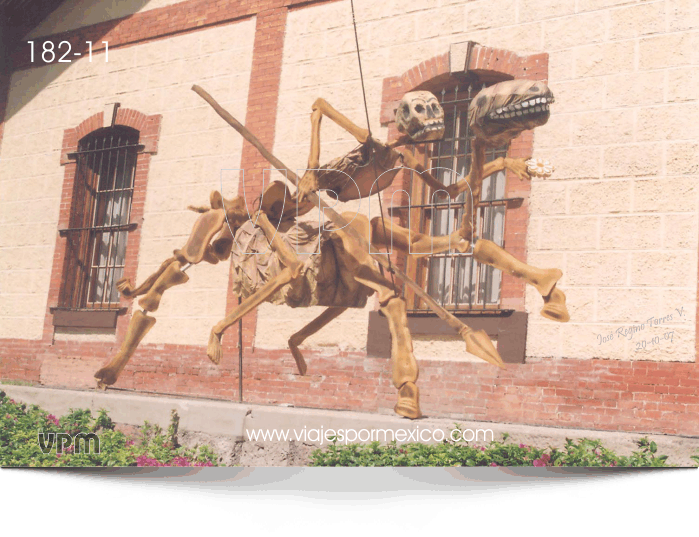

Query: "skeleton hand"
<box><xmin>505</xmin><ymin>157</ymin><xmax>532</xmax><ymax>181</ymax></box>
<box><xmin>116</xmin><ymin>277</ymin><xmax>135</xmax><ymax>298</ymax></box>
<box><xmin>295</xmin><ymin>170</ymin><xmax>319</xmax><ymax>201</ymax></box>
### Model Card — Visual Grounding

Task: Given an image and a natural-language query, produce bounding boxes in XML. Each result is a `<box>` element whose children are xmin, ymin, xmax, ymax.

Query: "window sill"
<box><xmin>50</xmin><ymin>308</ymin><xmax>127</xmax><ymax>329</ymax></box>
<box><xmin>366</xmin><ymin>310</ymin><xmax>528</xmax><ymax>364</ymax></box>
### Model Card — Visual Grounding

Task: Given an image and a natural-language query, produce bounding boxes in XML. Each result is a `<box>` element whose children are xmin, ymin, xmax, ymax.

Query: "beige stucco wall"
<box><xmin>522</xmin><ymin>0</ymin><xmax>698</xmax><ymax>362</ymax></box>
<box><xmin>2</xmin><ymin>0</ymin><xmax>696</xmax><ymax>363</ymax></box>
<box><xmin>265</xmin><ymin>0</ymin><xmax>698</xmax><ymax>361</ymax></box>
<box><xmin>0</xmin><ymin>19</ymin><xmax>255</xmax><ymax>342</ymax></box>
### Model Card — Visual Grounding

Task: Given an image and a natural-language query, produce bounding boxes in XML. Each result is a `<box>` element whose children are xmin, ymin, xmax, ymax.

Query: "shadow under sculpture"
<box><xmin>94</xmin><ymin>80</ymin><xmax>569</xmax><ymax>419</ymax></box>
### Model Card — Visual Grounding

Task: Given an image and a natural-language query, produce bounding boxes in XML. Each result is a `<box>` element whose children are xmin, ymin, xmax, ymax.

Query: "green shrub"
<box><xmin>310</xmin><ymin>430</ymin><xmax>674</xmax><ymax>467</ymax></box>
<box><xmin>0</xmin><ymin>390</ymin><xmax>218</xmax><ymax>467</ymax></box>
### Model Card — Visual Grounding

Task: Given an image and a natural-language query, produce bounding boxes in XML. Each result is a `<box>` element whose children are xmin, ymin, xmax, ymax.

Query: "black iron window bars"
<box><xmin>391</xmin><ymin>83</ymin><xmax>518</xmax><ymax>314</ymax></box>
<box><xmin>56</xmin><ymin>126</ymin><xmax>143</xmax><ymax>311</ymax></box>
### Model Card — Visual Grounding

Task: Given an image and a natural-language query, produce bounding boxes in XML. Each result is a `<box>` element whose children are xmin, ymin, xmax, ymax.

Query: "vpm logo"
<box><xmin>37</xmin><ymin>432</ymin><xmax>100</xmax><ymax>454</ymax></box>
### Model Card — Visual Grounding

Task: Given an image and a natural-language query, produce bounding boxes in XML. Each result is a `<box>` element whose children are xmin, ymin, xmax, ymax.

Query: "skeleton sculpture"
<box><xmin>94</xmin><ymin>79</ymin><xmax>569</xmax><ymax>419</ymax></box>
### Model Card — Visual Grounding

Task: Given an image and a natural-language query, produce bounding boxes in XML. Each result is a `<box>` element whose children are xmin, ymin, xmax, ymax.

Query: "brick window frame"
<box><xmin>367</xmin><ymin>42</ymin><xmax>548</xmax><ymax>364</ymax></box>
<box><xmin>44</xmin><ymin>107</ymin><xmax>161</xmax><ymax>336</ymax></box>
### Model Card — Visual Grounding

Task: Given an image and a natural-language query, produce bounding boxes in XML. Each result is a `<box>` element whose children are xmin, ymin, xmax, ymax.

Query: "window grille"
<box><xmin>57</xmin><ymin>126</ymin><xmax>143</xmax><ymax>310</ymax></box>
<box><xmin>392</xmin><ymin>82</ymin><xmax>512</xmax><ymax>314</ymax></box>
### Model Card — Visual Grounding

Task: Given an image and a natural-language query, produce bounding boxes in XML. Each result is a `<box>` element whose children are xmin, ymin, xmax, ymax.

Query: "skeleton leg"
<box><xmin>94</xmin><ymin>260</ymin><xmax>190</xmax><ymax>388</ymax></box>
<box><xmin>541</xmin><ymin>287</ymin><xmax>570</xmax><ymax>323</ymax></box>
<box><xmin>312</xmin><ymin>98</ymin><xmax>369</xmax><ymax>144</ymax></box>
<box><xmin>207</xmin><ymin>211</ymin><xmax>304</xmax><ymax>364</ymax></box>
<box><xmin>94</xmin><ymin>208</ymin><xmax>227</xmax><ymax>388</ymax></box>
<box><xmin>288</xmin><ymin>307</ymin><xmax>348</xmax><ymax>376</ymax></box>
<box><xmin>117</xmin><ymin>256</ymin><xmax>177</xmax><ymax>298</ymax></box>
<box><xmin>206</xmin><ymin>266</ymin><xmax>298</xmax><ymax>365</ymax></box>
<box><xmin>473</xmin><ymin>239</ymin><xmax>569</xmax><ymax>322</ymax></box>
<box><xmin>370</xmin><ymin>216</ymin><xmax>470</xmax><ymax>257</ymax></box>
<box><xmin>329</xmin><ymin>214</ymin><xmax>418</xmax><ymax>418</ymax></box>
<box><xmin>355</xmin><ymin>265</ymin><xmax>421</xmax><ymax>419</ymax></box>
<box><xmin>367</xmin><ymin>215</ymin><xmax>503</xmax><ymax>368</ymax></box>
<box><xmin>296</xmin><ymin>98</ymin><xmax>371</xmax><ymax>200</ymax></box>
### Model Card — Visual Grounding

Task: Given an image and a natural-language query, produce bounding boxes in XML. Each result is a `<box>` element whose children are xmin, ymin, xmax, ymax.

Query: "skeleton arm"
<box><xmin>394</xmin><ymin>148</ymin><xmax>456</xmax><ymax>195</ymax></box>
<box><xmin>445</xmin><ymin>156</ymin><xmax>532</xmax><ymax>199</ymax></box>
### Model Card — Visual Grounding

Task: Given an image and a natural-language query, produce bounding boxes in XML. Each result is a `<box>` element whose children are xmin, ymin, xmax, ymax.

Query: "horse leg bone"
<box><xmin>94</xmin><ymin>310</ymin><xmax>156</xmax><ymax>389</ymax></box>
<box><xmin>353</xmin><ymin>266</ymin><xmax>420</xmax><ymax>419</ymax></box>
<box><xmin>137</xmin><ymin>260</ymin><xmax>190</xmax><ymax>312</ymax></box>
<box><xmin>541</xmin><ymin>286</ymin><xmax>570</xmax><ymax>323</ymax></box>
<box><xmin>116</xmin><ymin>256</ymin><xmax>176</xmax><ymax>298</ymax></box>
<box><xmin>383</xmin><ymin>297</ymin><xmax>421</xmax><ymax>419</ymax></box>
<box><xmin>364</xmin><ymin>216</ymin><xmax>501</xmax><ymax>368</ymax></box>
<box><xmin>94</xmin><ymin>260</ymin><xmax>191</xmax><ymax>388</ymax></box>
<box><xmin>370</xmin><ymin>216</ymin><xmax>470</xmax><ymax>257</ymax></box>
<box><xmin>332</xmin><ymin>218</ymin><xmax>420</xmax><ymax>418</ymax></box>
<box><xmin>288</xmin><ymin>307</ymin><xmax>348</xmax><ymax>376</ymax></box>
<box><xmin>207</xmin><ymin>266</ymin><xmax>297</xmax><ymax>364</ymax></box>
<box><xmin>473</xmin><ymin>239</ymin><xmax>562</xmax><ymax>298</ymax></box>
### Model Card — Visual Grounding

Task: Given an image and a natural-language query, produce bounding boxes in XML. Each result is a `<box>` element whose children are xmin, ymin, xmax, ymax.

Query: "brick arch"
<box><xmin>64</xmin><ymin>108</ymin><xmax>160</xmax><ymax>161</ymax></box>
<box><xmin>45</xmin><ymin>107</ymin><xmax>162</xmax><ymax>341</ymax></box>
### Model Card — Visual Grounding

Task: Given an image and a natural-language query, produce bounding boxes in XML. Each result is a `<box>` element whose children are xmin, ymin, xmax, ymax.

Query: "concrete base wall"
<box><xmin>3</xmin><ymin>384</ymin><xmax>698</xmax><ymax>467</ymax></box>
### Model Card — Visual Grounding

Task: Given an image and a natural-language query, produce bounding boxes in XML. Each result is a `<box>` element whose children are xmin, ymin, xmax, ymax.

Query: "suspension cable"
<box><xmin>349</xmin><ymin>0</ymin><xmax>398</xmax><ymax>295</ymax></box>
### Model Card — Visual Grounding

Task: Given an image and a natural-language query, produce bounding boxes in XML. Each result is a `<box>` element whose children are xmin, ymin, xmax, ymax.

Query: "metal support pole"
<box><xmin>238</xmin><ymin>296</ymin><xmax>243</xmax><ymax>403</ymax></box>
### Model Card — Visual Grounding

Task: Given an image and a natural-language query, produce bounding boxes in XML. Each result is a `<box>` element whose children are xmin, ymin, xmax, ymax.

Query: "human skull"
<box><xmin>395</xmin><ymin>91</ymin><xmax>445</xmax><ymax>142</ymax></box>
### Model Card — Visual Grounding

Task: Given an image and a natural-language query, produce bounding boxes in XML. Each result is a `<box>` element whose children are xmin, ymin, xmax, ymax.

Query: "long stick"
<box><xmin>191</xmin><ymin>85</ymin><xmax>482</xmax><ymax>344</ymax></box>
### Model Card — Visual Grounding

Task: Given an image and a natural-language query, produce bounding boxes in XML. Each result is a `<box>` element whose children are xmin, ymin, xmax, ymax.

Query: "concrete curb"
<box><xmin>3</xmin><ymin>384</ymin><xmax>699</xmax><ymax>466</ymax></box>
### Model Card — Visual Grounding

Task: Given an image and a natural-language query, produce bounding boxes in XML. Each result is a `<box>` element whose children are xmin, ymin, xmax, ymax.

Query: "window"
<box><xmin>393</xmin><ymin>80</ymin><xmax>512</xmax><ymax>313</ymax></box>
<box><xmin>57</xmin><ymin>125</ymin><xmax>142</xmax><ymax>311</ymax></box>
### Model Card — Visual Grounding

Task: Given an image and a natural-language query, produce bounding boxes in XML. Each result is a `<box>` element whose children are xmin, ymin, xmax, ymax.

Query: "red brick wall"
<box><xmin>1</xmin><ymin>2</ymin><xmax>698</xmax><ymax>438</ymax></box>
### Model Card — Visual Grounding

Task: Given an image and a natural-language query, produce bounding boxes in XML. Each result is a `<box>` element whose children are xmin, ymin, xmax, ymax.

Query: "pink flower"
<box><xmin>490</xmin><ymin>462</ymin><xmax>498</xmax><ymax>467</ymax></box>
<box><xmin>532</xmin><ymin>453</ymin><xmax>551</xmax><ymax>467</ymax></box>
<box><xmin>136</xmin><ymin>455</ymin><xmax>163</xmax><ymax>467</ymax></box>
<box><xmin>519</xmin><ymin>443</ymin><xmax>528</xmax><ymax>449</ymax></box>
<box><xmin>480</xmin><ymin>446</ymin><xmax>486</xmax><ymax>451</ymax></box>
<box><xmin>126</xmin><ymin>440</ymin><xmax>135</xmax><ymax>446</ymax></box>
<box><xmin>609</xmin><ymin>461</ymin><xmax>617</xmax><ymax>467</ymax></box>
